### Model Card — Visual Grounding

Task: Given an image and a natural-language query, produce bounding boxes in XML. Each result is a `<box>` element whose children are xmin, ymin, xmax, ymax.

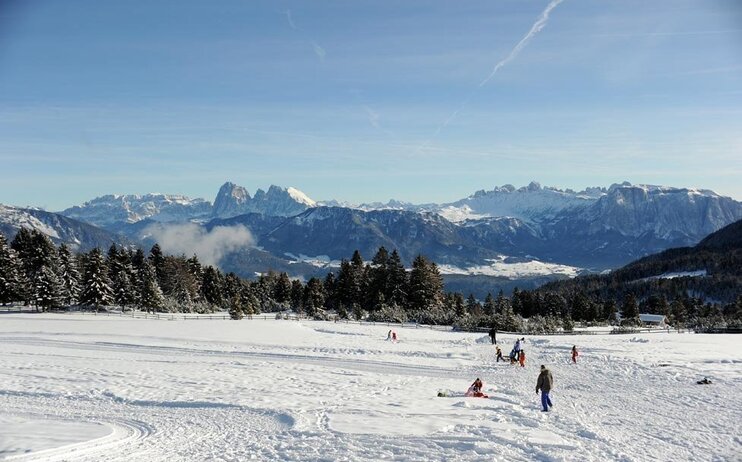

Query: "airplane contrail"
<box><xmin>479</xmin><ymin>0</ymin><xmax>564</xmax><ymax>87</ymax></box>
<box><xmin>420</xmin><ymin>0</ymin><xmax>565</xmax><ymax>149</ymax></box>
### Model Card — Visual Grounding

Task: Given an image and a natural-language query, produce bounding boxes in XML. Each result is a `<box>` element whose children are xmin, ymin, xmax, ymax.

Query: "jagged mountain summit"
<box><xmin>60</xmin><ymin>182</ymin><xmax>317</xmax><ymax>227</ymax></box>
<box><xmin>213</xmin><ymin>183</ymin><xmax>316</xmax><ymax>218</ymax></box>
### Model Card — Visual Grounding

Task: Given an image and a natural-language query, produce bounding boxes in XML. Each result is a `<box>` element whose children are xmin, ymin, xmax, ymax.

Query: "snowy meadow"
<box><xmin>0</xmin><ymin>313</ymin><xmax>740</xmax><ymax>461</ymax></box>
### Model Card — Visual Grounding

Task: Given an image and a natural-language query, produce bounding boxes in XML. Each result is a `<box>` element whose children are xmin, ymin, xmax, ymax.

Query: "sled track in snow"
<box><xmin>0</xmin><ymin>336</ymin><xmax>466</xmax><ymax>379</ymax></box>
<box><xmin>3</xmin><ymin>415</ymin><xmax>152</xmax><ymax>462</ymax></box>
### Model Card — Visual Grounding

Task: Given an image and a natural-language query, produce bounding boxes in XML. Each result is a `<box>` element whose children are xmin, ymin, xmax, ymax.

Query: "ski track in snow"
<box><xmin>0</xmin><ymin>315</ymin><xmax>740</xmax><ymax>461</ymax></box>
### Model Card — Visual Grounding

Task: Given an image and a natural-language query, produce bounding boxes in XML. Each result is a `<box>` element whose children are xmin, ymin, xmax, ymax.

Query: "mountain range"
<box><xmin>1</xmin><ymin>181</ymin><xmax>741</xmax><ymax>294</ymax></box>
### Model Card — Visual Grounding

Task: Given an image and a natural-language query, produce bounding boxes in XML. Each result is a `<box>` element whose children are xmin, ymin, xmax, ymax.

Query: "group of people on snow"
<box><xmin>468</xmin><ymin>332</ymin><xmax>582</xmax><ymax>412</ymax></box>
<box><xmin>386</xmin><ymin>330</ymin><xmax>398</xmax><ymax>343</ymax></box>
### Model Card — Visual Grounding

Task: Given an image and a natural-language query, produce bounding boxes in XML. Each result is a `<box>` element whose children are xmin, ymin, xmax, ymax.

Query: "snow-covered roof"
<box><xmin>639</xmin><ymin>314</ymin><xmax>667</xmax><ymax>323</ymax></box>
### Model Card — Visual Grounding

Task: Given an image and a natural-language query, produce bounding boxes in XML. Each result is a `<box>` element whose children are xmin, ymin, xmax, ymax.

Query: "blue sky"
<box><xmin>0</xmin><ymin>0</ymin><xmax>740</xmax><ymax>209</ymax></box>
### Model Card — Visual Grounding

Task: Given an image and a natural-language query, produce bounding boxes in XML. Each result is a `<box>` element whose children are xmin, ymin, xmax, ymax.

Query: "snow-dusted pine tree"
<box><xmin>112</xmin><ymin>270</ymin><xmax>136</xmax><ymax>309</ymax></box>
<box><xmin>0</xmin><ymin>234</ymin><xmax>23</xmax><ymax>305</ymax></box>
<box><xmin>139</xmin><ymin>260</ymin><xmax>164</xmax><ymax>313</ymax></box>
<box><xmin>34</xmin><ymin>265</ymin><xmax>63</xmax><ymax>311</ymax></box>
<box><xmin>80</xmin><ymin>248</ymin><xmax>113</xmax><ymax>310</ymax></box>
<box><xmin>57</xmin><ymin>244</ymin><xmax>81</xmax><ymax>306</ymax></box>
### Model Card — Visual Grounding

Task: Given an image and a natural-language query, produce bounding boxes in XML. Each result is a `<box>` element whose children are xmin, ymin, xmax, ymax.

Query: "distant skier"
<box><xmin>536</xmin><ymin>365</ymin><xmax>554</xmax><ymax>412</ymax></box>
<box><xmin>519</xmin><ymin>350</ymin><xmax>526</xmax><ymax>367</ymax></box>
<box><xmin>488</xmin><ymin>327</ymin><xmax>497</xmax><ymax>345</ymax></box>
<box><xmin>495</xmin><ymin>346</ymin><xmax>504</xmax><ymax>362</ymax></box>
<box><xmin>571</xmin><ymin>345</ymin><xmax>579</xmax><ymax>364</ymax></box>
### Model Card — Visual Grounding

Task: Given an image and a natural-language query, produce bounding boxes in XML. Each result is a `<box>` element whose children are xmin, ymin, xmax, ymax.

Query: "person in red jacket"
<box><xmin>571</xmin><ymin>345</ymin><xmax>578</xmax><ymax>364</ymax></box>
<box><xmin>519</xmin><ymin>350</ymin><xmax>526</xmax><ymax>367</ymax></box>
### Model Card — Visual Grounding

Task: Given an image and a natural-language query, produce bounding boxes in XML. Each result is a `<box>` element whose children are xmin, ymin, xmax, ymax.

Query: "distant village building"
<box><xmin>639</xmin><ymin>314</ymin><xmax>667</xmax><ymax>328</ymax></box>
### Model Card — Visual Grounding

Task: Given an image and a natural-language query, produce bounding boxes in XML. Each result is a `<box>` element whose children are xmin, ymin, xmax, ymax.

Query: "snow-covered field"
<box><xmin>0</xmin><ymin>314</ymin><xmax>740</xmax><ymax>461</ymax></box>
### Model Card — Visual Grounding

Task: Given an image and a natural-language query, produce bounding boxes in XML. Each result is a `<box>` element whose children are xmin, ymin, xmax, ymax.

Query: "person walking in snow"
<box><xmin>571</xmin><ymin>345</ymin><xmax>578</xmax><ymax>364</ymax></box>
<box><xmin>519</xmin><ymin>350</ymin><xmax>526</xmax><ymax>367</ymax></box>
<box><xmin>488</xmin><ymin>326</ymin><xmax>497</xmax><ymax>345</ymax></box>
<box><xmin>495</xmin><ymin>346</ymin><xmax>504</xmax><ymax>362</ymax></box>
<box><xmin>536</xmin><ymin>365</ymin><xmax>554</xmax><ymax>412</ymax></box>
<box><xmin>513</xmin><ymin>338</ymin><xmax>522</xmax><ymax>354</ymax></box>
<box><xmin>386</xmin><ymin>330</ymin><xmax>392</xmax><ymax>341</ymax></box>
<box><xmin>391</xmin><ymin>331</ymin><xmax>398</xmax><ymax>343</ymax></box>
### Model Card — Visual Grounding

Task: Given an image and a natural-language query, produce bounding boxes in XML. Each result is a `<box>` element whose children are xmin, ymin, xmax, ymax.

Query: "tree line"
<box><xmin>1</xmin><ymin>229</ymin><xmax>739</xmax><ymax>330</ymax></box>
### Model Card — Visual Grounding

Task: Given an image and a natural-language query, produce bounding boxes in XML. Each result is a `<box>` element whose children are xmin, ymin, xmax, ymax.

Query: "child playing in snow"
<box><xmin>496</xmin><ymin>346</ymin><xmax>504</xmax><ymax>362</ymax></box>
<box><xmin>519</xmin><ymin>350</ymin><xmax>526</xmax><ymax>367</ymax></box>
<box><xmin>571</xmin><ymin>345</ymin><xmax>578</xmax><ymax>364</ymax></box>
<box><xmin>391</xmin><ymin>331</ymin><xmax>398</xmax><ymax>343</ymax></box>
<box><xmin>471</xmin><ymin>378</ymin><xmax>483</xmax><ymax>393</ymax></box>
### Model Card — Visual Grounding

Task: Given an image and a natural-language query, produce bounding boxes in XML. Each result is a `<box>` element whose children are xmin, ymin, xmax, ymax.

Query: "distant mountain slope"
<box><xmin>0</xmin><ymin>204</ymin><xmax>126</xmax><ymax>251</ymax></box>
<box><xmin>61</xmin><ymin>193</ymin><xmax>212</xmax><ymax>227</ymax></box>
<box><xmin>538</xmin><ymin>218</ymin><xmax>742</xmax><ymax>304</ymax></box>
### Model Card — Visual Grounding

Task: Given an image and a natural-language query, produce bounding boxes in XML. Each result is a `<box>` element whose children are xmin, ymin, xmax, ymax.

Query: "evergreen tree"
<box><xmin>407</xmin><ymin>255</ymin><xmax>443</xmax><ymax>311</ymax></box>
<box><xmin>57</xmin><ymin>244</ymin><xmax>81</xmax><ymax>306</ymax></box>
<box><xmin>466</xmin><ymin>294</ymin><xmax>482</xmax><ymax>317</ymax></box>
<box><xmin>670</xmin><ymin>298</ymin><xmax>687</xmax><ymax>327</ymax></box>
<box><xmin>112</xmin><ymin>270</ymin><xmax>136</xmax><ymax>309</ymax></box>
<box><xmin>495</xmin><ymin>290</ymin><xmax>510</xmax><ymax>316</ymax></box>
<box><xmin>34</xmin><ymin>265</ymin><xmax>62</xmax><ymax>311</ymax></box>
<box><xmin>229</xmin><ymin>292</ymin><xmax>244</xmax><ymax>320</ymax></box>
<box><xmin>322</xmin><ymin>272</ymin><xmax>338</xmax><ymax>311</ymax></box>
<box><xmin>602</xmin><ymin>299</ymin><xmax>618</xmax><ymax>324</ymax></box>
<box><xmin>482</xmin><ymin>292</ymin><xmax>496</xmax><ymax>317</ymax></box>
<box><xmin>12</xmin><ymin>229</ymin><xmax>58</xmax><ymax>304</ymax></box>
<box><xmin>367</xmin><ymin>247</ymin><xmax>390</xmax><ymax>310</ymax></box>
<box><xmin>80</xmin><ymin>248</ymin><xmax>113</xmax><ymax>310</ymax></box>
<box><xmin>303</xmin><ymin>277</ymin><xmax>325</xmax><ymax>317</ymax></box>
<box><xmin>386</xmin><ymin>250</ymin><xmax>408</xmax><ymax>306</ymax></box>
<box><xmin>621</xmin><ymin>293</ymin><xmax>640</xmax><ymax>326</ymax></box>
<box><xmin>0</xmin><ymin>234</ymin><xmax>23</xmax><ymax>305</ymax></box>
<box><xmin>201</xmin><ymin>266</ymin><xmax>224</xmax><ymax>307</ymax></box>
<box><xmin>290</xmin><ymin>279</ymin><xmax>304</xmax><ymax>311</ymax></box>
<box><xmin>274</xmin><ymin>272</ymin><xmax>292</xmax><ymax>305</ymax></box>
<box><xmin>139</xmin><ymin>260</ymin><xmax>164</xmax><ymax>313</ymax></box>
<box><xmin>148</xmin><ymin>244</ymin><xmax>166</xmax><ymax>287</ymax></box>
<box><xmin>241</xmin><ymin>284</ymin><xmax>260</xmax><ymax>317</ymax></box>
<box><xmin>452</xmin><ymin>292</ymin><xmax>466</xmax><ymax>318</ymax></box>
<box><xmin>187</xmin><ymin>255</ymin><xmax>203</xmax><ymax>301</ymax></box>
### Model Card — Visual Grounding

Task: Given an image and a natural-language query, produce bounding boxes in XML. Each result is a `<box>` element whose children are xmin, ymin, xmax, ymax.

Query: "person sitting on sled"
<box><xmin>471</xmin><ymin>378</ymin><xmax>483</xmax><ymax>393</ymax></box>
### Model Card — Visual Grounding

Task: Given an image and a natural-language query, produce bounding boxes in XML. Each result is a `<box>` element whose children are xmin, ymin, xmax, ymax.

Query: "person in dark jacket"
<box><xmin>488</xmin><ymin>327</ymin><xmax>497</xmax><ymax>345</ymax></box>
<box><xmin>536</xmin><ymin>365</ymin><xmax>554</xmax><ymax>412</ymax></box>
<box><xmin>495</xmin><ymin>346</ymin><xmax>504</xmax><ymax>362</ymax></box>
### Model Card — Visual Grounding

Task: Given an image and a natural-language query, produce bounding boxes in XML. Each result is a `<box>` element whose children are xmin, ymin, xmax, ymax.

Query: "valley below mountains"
<box><xmin>2</xmin><ymin>181</ymin><xmax>741</xmax><ymax>297</ymax></box>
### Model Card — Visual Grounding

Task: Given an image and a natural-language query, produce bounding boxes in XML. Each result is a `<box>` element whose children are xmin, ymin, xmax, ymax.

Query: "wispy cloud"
<box><xmin>312</xmin><ymin>41</ymin><xmax>326</xmax><ymax>61</ymax></box>
<box><xmin>283</xmin><ymin>9</ymin><xmax>297</xmax><ymax>30</ymax></box>
<box><xmin>363</xmin><ymin>105</ymin><xmax>380</xmax><ymax>129</ymax></box>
